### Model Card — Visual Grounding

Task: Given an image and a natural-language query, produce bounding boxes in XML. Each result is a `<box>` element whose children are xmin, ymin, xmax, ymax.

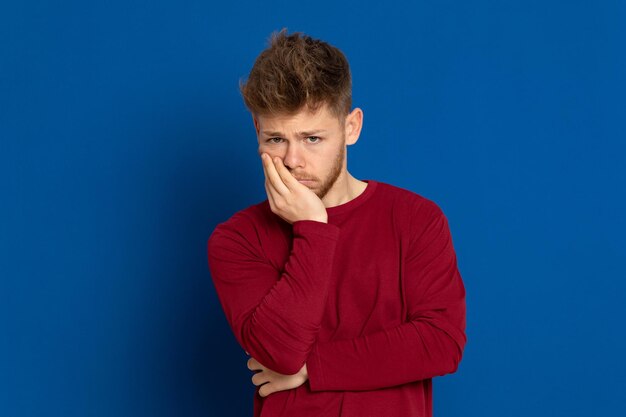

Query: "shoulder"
<box><xmin>212</xmin><ymin>200</ymin><xmax>270</xmax><ymax>231</ymax></box>
<box><xmin>370</xmin><ymin>180</ymin><xmax>451</xmax><ymax>246</ymax></box>
<box><xmin>371</xmin><ymin>181</ymin><xmax>454</xmax><ymax>252</ymax></box>
<box><xmin>208</xmin><ymin>200</ymin><xmax>277</xmax><ymax>254</ymax></box>
<box><xmin>373</xmin><ymin>180</ymin><xmax>445</xmax><ymax>220</ymax></box>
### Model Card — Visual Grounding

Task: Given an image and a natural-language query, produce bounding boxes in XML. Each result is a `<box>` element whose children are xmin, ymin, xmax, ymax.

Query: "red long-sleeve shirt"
<box><xmin>207</xmin><ymin>179</ymin><xmax>467</xmax><ymax>417</ymax></box>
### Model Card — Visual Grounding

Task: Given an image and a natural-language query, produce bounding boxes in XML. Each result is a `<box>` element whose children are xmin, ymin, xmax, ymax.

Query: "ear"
<box><xmin>344</xmin><ymin>107</ymin><xmax>363</xmax><ymax>146</ymax></box>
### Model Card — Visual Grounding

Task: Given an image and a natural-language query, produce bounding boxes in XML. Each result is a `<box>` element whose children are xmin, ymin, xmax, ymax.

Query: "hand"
<box><xmin>247</xmin><ymin>356</ymin><xmax>309</xmax><ymax>397</ymax></box>
<box><xmin>261</xmin><ymin>153</ymin><xmax>328</xmax><ymax>224</ymax></box>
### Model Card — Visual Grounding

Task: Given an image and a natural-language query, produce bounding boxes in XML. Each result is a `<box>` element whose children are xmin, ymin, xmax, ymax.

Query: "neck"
<box><xmin>321</xmin><ymin>171</ymin><xmax>368</xmax><ymax>208</ymax></box>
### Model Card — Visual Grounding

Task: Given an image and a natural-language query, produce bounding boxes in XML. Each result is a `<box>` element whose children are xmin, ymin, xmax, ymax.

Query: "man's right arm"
<box><xmin>207</xmin><ymin>213</ymin><xmax>340</xmax><ymax>375</ymax></box>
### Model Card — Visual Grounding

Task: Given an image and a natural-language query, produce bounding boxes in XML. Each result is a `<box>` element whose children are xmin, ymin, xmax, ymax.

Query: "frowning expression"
<box><xmin>254</xmin><ymin>104</ymin><xmax>347</xmax><ymax>200</ymax></box>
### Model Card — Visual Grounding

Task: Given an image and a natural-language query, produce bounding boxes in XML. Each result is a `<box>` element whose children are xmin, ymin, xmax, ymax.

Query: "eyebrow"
<box><xmin>261</xmin><ymin>129</ymin><xmax>327</xmax><ymax>137</ymax></box>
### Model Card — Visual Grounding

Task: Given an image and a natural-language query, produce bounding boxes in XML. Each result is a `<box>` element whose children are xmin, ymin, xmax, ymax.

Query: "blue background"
<box><xmin>1</xmin><ymin>1</ymin><xmax>624</xmax><ymax>416</ymax></box>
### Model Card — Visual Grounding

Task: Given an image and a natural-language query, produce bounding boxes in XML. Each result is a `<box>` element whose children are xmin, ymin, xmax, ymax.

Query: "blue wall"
<box><xmin>1</xmin><ymin>1</ymin><xmax>624</xmax><ymax>416</ymax></box>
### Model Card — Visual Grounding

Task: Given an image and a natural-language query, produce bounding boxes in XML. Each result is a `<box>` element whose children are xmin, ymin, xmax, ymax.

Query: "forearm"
<box><xmin>306</xmin><ymin>303</ymin><xmax>466</xmax><ymax>391</ymax></box>
<box><xmin>209</xmin><ymin>219</ymin><xmax>341</xmax><ymax>375</ymax></box>
<box><xmin>239</xmin><ymin>273</ymin><xmax>332</xmax><ymax>375</ymax></box>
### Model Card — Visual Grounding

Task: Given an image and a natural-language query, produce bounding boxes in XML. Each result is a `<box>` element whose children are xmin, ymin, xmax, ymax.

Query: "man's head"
<box><xmin>240</xmin><ymin>28</ymin><xmax>352</xmax><ymax>121</ymax></box>
<box><xmin>240</xmin><ymin>29</ymin><xmax>363</xmax><ymax>200</ymax></box>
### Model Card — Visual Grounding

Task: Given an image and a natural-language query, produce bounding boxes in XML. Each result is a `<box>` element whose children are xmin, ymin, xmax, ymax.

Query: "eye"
<box><xmin>306</xmin><ymin>136</ymin><xmax>321</xmax><ymax>143</ymax></box>
<box><xmin>266</xmin><ymin>137</ymin><xmax>283</xmax><ymax>144</ymax></box>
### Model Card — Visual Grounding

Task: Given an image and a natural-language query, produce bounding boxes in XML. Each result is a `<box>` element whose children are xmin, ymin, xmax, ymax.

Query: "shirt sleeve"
<box><xmin>207</xmin><ymin>214</ymin><xmax>341</xmax><ymax>375</ymax></box>
<box><xmin>306</xmin><ymin>201</ymin><xmax>467</xmax><ymax>391</ymax></box>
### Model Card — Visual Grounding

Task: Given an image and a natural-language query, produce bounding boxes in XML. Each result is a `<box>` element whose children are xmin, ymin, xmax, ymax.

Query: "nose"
<box><xmin>282</xmin><ymin>142</ymin><xmax>304</xmax><ymax>170</ymax></box>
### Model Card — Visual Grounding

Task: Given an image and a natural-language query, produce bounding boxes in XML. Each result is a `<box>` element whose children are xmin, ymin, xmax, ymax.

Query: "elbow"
<box><xmin>442</xmin><ymin>339</ymin><xmax>465</xmax><ymax>376</ymax></box>
<box><xmin>261</xmin><ymin>346</ymin><xmax>309</xmax><ymax>375</ymax></box>
<box><xmin>434</xmin><ymin>350</ymin><xmax>462</xmax><ymax>378</ymax></box>
<box><xmin>428</xmin><ymin>325</ymin><xmax>465</xmax><ymax>378</ymax></box>
<box><xmin>275</xmin><ymin>358</ymin><xmax>307</xmax><ymax>376</ymax></box>
<box><xmin>447</xmin><ymin>350</ymin><xmax>462</xmax><ymax>375</ymax></box>
<box><xmin>438</xmin><ymin>317</ymin><xmax>466</xmax><ymax>376</ymax></box>
<box><xmin>241</xmin><ymin>318</ymin><xmax>310</xmax><ymax>375</ymax></box>
<box><xmin>249</xmin><ymin>351</ymin><xmax>306</xmax><ymax>376</ymax></box>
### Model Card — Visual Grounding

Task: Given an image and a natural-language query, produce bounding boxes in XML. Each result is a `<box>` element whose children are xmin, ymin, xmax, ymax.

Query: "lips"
<box><xmin>296</xmin><ymin>178</ymin><xmax>316</xmax><ymax>186</ymax></box>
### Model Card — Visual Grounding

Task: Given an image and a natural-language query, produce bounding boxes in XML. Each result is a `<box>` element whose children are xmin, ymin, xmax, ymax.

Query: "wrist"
<box><xmin>308</xmin><ymin>215</ymin><xmax>328</xmax><ymax>223</ymax></box>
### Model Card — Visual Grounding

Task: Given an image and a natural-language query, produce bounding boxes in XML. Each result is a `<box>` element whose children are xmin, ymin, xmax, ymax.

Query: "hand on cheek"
<box><xmin>260</xmin><ymin>153</ymin><xmax>328</xmax><ymax>224</ymax></box>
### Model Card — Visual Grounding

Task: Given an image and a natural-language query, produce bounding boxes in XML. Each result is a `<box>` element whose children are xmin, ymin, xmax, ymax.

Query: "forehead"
<box><xmin>256</xmin><ymin>104</ymin><xmax>341</xmax><ymax>131</ymax></box>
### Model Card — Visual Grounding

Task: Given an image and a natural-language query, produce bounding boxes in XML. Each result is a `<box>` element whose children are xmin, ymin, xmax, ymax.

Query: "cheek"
<box><xmin>315</xmin><ymin>152</ymin><xmax>336</xmax><ymax>172</ymax></box>
<box><xmin>257</xmin><ymin>144</ymin><xmax>280</xmax><ymax>157</ymax></box>
<box><xmin>321</xmin><ymin>146</ymin><xmax>341</xmax><ymax>164</ymax></box>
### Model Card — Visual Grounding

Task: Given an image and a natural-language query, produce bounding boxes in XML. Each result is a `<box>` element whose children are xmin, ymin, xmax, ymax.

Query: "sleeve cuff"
<box><xmin>292</xmin><ymin>220</ymin><xmax>341</xmax><ymax>240</ymax></box>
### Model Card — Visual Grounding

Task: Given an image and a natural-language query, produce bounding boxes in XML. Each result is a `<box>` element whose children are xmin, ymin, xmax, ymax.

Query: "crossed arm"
<box><xmin>208</xmin><ymin>200</ymin><xmax>466</xmax><ymax>397</ymax></box>
<box><xmin>208</xmin><ymin>155</ymin><xmax>465</xmax><ymax>397</ymax></box>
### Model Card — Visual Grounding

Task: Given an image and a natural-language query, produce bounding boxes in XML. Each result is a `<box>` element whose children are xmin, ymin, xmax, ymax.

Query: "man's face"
<box><xmin>254</xmin><ymin>104</ymin><xmax>346</xmax><ymax>200</ymax></box>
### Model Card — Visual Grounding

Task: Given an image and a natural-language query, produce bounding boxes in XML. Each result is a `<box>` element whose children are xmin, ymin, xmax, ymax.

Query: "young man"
<box><xmin>207</xmin><ymin>29</ymin><xmax>467</xmax><ymax>417</ymax></box>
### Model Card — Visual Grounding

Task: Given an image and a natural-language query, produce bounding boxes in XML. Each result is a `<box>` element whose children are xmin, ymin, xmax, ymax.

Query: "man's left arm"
<box><xmin>305</xmin><ymin>202</ymin><xmax>467</xmax><ymax>392</ymax></box>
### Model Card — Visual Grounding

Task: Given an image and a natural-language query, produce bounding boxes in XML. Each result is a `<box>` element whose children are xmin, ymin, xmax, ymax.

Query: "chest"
<box><xmin>322</xmin><ymin>221</ymin><xmax>407</xmax><ymax>340</ymax></box>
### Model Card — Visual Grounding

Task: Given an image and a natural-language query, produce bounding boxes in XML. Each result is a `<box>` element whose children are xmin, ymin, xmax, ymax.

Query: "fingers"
<box><xmin>262</xmin><ymin>153</ymin><xmax>289</xmax><ymax>196</ymax></box>
<box><xmin>259</xmin><ymin>385</ymin><xmax>270</xmax><ymax>397</ymax></box>
<box><xmin>261</xmin><ymin>155</ymin><xmax>278</xmax><ymax>210</ymax></box>
<box><xmin>271</xmin><ymin>155</ymin><xmax>299</xmax><ymax>190</ymax></box>
<box><xmin>265</xmin><ymin>179</ymin><xmax>280</xmax><ymax>211</ymax></box>
<box><xmin>247</xmin><ymin>357</ymin><xmax>262</xmax><ymax>371</ymax></box>
<box><xmin>251</xmin><ymin>371</ymin><xmax>269</xmax><ymax>386</ymax></box>
<box><xmin>248</xmin><ymin>357</ymin><xmax>270</xmax><ymax>393</ymax></box>
<box><xmin>253</xmin><ymin>372</ymin><xmax>277</xmax><ymax>397</ymax></box>
<box><xmin>246</xmin><ymin>357</ymin><xmax>294</xmax><ymax>398</ymax></box>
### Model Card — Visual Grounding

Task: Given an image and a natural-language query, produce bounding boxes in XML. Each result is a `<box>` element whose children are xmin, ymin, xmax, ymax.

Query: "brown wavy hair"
<box><xmin>239</xmin><ymin>28</ymin><xmax>352</xmax><ymax>122</ymax></box>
